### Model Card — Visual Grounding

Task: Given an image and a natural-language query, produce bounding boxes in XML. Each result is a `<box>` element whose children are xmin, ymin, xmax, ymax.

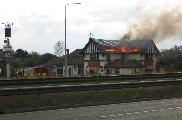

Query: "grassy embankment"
<box><xmin>0</xmin><ymin>85</ymin><xmax>182</xmax><ymax>114</ymax></box>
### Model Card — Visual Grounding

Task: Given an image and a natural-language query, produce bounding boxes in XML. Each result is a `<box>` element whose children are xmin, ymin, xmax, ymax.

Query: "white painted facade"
<box><xmin>110</xmin><ymin>54</ymin><xmax>122</xmax><ymax>61</ymax></box>
<box><xmin>119</xmin><ymin>68</ymin><xmax>133</xmax><ymax>75</ymax></box>
<box><xmin>84</xmin><ymin>54</ymin><xmax>90</xmax><ymax>60</ymax></box>
<box><xmin>63</xmin><ymin>65</ymin><xmax>80</xmax><ymax>77</ymax></box>
<box><xmin>127</xmin><ymin>54</ymin><xmax>141</xmax><ymax>60</ymax></box>
<box><xmin>82</xmin><ymin>38</ymin><xmax>160</xmax><ymax>76</ymax></box>
<box><xmin>99</xmin><ymin>54</ymin><xmax>106</xmax><ymax>60</ymax></box>
<box><xmin>84</xmin><ymin>61</ymin><xmax>89</xmax><ymax>75</ymax></box>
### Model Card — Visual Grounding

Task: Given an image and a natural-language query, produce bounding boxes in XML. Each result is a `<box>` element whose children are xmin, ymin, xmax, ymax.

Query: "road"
<box><xmin>1</xmin><ymin>98</ymin><xmax>182</xmax><ymax>120</ymax></box>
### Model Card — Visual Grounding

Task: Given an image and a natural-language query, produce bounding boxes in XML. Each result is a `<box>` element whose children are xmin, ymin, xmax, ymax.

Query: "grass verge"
<box><xmin>0</xmin><ymin>85</ymin><xmax>182</xmax><ymax>114</ymax></box>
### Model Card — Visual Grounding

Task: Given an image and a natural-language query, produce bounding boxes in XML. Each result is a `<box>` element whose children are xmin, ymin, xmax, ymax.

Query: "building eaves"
<box><xmin>81</xmin><ymin>37</ymin><xmax>160</xmax><ymax>54</ymax></box>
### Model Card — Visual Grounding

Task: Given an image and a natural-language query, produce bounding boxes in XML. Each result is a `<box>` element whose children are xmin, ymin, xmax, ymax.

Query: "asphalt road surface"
<box><xmin>1</xmin><ymin>98</ymin><xmax>182</xmax><ymax>120</ymax></box>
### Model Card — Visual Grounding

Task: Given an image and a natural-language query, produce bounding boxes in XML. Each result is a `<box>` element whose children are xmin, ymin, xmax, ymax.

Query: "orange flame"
<box><xmin>106</xmin><ymin>47</ymin><xmax>140</xmax><ymax>53</ymax></box>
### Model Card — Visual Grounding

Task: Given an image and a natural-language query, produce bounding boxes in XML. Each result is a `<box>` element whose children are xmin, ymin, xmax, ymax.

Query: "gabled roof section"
<box><xmin>94</xmin><ymin>39</ymin><xmax>119</xmax><ymax>48</ymax></box>
<box><xmin>118</xmin><ymin>39</ymin><xmax>151</xmax><ymax>49</ymax></box>
<box><xmin>93</xmin><ymin>39</ymin><xmax>119</xmax><ymax>53</ymax></box>
<box><xmin>116</xmin><ymin>39</ymin><xmax>159</xmax><ymax>53</ymax></box>
<box><xmin>69</xmin><ymin>49</ymin><xmax>82</xmax><ymax>56</ymax></box>
<box><xmin>81</xmin><ymin>38</ymin><xmax>119</xmax><ymax>54</ymax></box>
<box><xmin>81</xmin><ymin>37</ymin><xmax>160</xmax><ymax>54</ymax></box>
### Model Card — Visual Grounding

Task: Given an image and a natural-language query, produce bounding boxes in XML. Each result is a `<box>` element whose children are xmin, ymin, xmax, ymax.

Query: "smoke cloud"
<box><xmin>123</xmin><ymin>7</ymin><xmax>182</xmax><ymax>42</ymax></box>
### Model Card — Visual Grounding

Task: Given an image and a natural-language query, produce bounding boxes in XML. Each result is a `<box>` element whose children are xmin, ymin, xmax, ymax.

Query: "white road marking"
<box><xmin>90</xmin><ymin>106</ymin><xmax>96</xmax><ymax>108</ymax></box>
<box><xmin>117</xmin><ymin>113</ymin><xmax>124</xmax><ymax>116</ymax></box>
<box><xmin>109</xmin><ymin>114</ymin><xmax>116</xmax><ymax>117</ymax></box>
<box><xmin>151</xmin><ymin>109</ymin><xmax>156</xmax><ymax>112</ymax></box>
<box><xmin>141</xmin><ymin>101</ymin><xmax>147</xmax><ymax>103</ymax></box>
<box><xmin>143</xmin><ymin>111</ymin><xmax>148</xmax><ymax>113</ymax></box>
<box><xmin>134</xmin><ymin>112</ymin><xmax>140</xmax><ymax>114</ymax></box>
<box><xmin>99</xmin><ymin>106</ymin><xmax>182</xmax><ymax>119</ymax></box>
<box><xmin>125</xmin><ymin>112</ymin><xmax>132</xmax><ymax>115</ymax></box>
<box><xmin>100</xmin><ymin>116</ymin><xmax>107</xmax><ymax>118</ymax></box>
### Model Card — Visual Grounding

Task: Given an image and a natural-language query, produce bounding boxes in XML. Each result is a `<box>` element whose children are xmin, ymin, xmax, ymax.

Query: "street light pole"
<box><xmin>65</xmin><ymin>5</ymin><xmax>67</xmax><ymax>77</ymax></box>
<box><xmin>64</xmin><ymin>3</ymin><xmax>81</xmax><ymax>77</ymax></box>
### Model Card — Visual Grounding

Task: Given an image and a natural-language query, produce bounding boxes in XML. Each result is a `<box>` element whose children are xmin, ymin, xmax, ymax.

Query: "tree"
<box><xmin>28</xmin><ymin>52</ymin><xmax>43</xmax><ymax>66</ymax></box>
<box><xmin>14</xmin><ymin>49</ymin><xmax>28</xmax><ymax>58</ymax></box>
<box><xmin>54</xmin><ymin>41</ymin><xmax>64</xmax><ymax>57</ymax></box>
<box><xmin>42</xmin><ymin>53</ymin><xmax>57</xmax><ymax>63</ymax></box>
<box><xmin>0</xmin><ymin>49</ymin><xmax>5</xmax><ymax>70</ymax></box>
<box><xmin>0</xmin><ymin>49</ymin><xmax>3</xmax><ymax>60</ymax></box>
<box><xmin>160</xmin><ymin>45</ymin><xmax>182</xmax><ymax>71</ymax></box>
<box><xmin>12</xmin><ymin>58</ymin><xmax>24</xmax><ymax>68</ymax></box>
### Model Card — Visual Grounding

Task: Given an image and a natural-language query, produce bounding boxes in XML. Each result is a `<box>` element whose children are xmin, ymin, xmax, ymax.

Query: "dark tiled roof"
<box><xmin>56</xmin><ymin>56</ymin><xmax>84</xmax><ymax>66</ymax></box>
<box><xmin>39</xmin><ymin>58</ymin><xmax>59</xmax><ymax>68</ymax></box>
<box><xmin>94</xmin><ymin>39</ymin><xmax>119</xmax><ymax>48</ymax></box>
<box><xmin>105</xmin><ymin>59</ymin><xmax>143</xmax><ymax>68</ymax></box>
<box><xmin>69</xmin><ymin>49</ymin><xmax>82</xmax><ymax>56</ymax></box>
<box><xmin>84</xmin><ymin>38</ymin><xmax>159</xmax><ymax>54</ymax></box>
<box><xmin>117</xmin><ymin>40</ymin><xmax>153</xmax><ymax>51</ymax></box>
<box><xmin>94</xmin><ymin>39</ymin><xmax>153</xmax><ymax>48</ymax></box>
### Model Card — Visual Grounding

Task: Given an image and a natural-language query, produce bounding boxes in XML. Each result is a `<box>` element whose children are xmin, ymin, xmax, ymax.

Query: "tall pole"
<box><xmin>7</xmin><ymin>62</ymin><xmax>10</xmax><ymax>78</ymax></box>
<box><xmin>64</xmin><ymin>3</ymin><xmax>81</xmax><ymax>77</ymax></box>
<box><xmin>65</xmin><ymin>5</ymin><xmax>68</xmax><ymax>77</ymax></box>
<box><xmin>3</xmin><ymin>22</ymin><xmax>13</xmax><ymax>79</ymax></box>
<box><xmin>7</xmin><ymin>39</ymin><xmax>11</xmax><ymax>78</ymax></box>
<box><xmin>103</xmin><ymin>54</ymin><xmax>105</xmax><ymax>75</ymax></box>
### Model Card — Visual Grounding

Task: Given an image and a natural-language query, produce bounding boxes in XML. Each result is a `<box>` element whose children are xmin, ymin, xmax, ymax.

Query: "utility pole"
<box><xmin>64</xmin><ymin>3</ymin><xmax>81</xmax><ymax>77</ymax></box>
<box><xmin>3</xmin><ymin>22</ymin><xmax>13</xmax><ymax>79</ymax></box>
<box><xmin>65</xmin><ymin>4</ymin><xmax>67</xmax><ymax>77</ymax></box>
<box><xmin>103</xmin><ymin>54</ymin><xmax>105</xmax><ymax>75</ymax></box>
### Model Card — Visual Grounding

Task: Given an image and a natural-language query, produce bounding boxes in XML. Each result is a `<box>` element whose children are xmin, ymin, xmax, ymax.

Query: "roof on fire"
<box><xmin>81</xmin><ymin>37</ymin><xmax>160</xmax><ymax>54</ymax></box>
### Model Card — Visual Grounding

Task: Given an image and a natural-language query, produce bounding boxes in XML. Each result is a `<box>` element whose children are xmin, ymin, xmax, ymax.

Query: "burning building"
<box><xmin>81</xmin><ymin>37</ymin><xmax>160</xmax><ymax>75</ymax></box>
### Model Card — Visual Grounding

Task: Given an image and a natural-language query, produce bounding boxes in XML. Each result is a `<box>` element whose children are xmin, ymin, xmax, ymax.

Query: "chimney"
<box><xmin>66</xmin><ymin>49</ymin><xmax>69</xmax><ymax>55</ymax></box>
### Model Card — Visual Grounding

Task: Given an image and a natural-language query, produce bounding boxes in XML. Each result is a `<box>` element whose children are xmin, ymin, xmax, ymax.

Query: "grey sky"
<box><xmin>0</xmin><ymin>0</ymin><xmax>182</xmax><ymax>54</ymax></box>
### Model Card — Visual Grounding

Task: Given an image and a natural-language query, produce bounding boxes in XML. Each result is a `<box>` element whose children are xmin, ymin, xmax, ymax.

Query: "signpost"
<box><xmin>3</xmin><ymin>22</ymin><xmax>13</xmax><ymax>79</ymax></box>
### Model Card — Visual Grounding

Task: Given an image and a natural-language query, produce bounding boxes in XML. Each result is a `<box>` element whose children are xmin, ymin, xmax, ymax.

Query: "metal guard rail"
<box><xmin>1</xmin><ymin>79</ymin><xmax>182</xmax><ymax>96</ymax></box>
<box><xmin>0</xmin><ymin>72</ymin><xmax>182</xmax><ymax>86</ymax></box>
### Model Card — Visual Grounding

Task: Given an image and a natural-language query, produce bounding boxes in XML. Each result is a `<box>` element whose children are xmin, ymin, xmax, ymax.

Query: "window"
<box><xmin>145</xmin><ymin>54</ymin><xmax>153</xmax><ymax>61</ymax></box>
<box><xmin>78</xmin><ymin>65</ymin><xmax>82</xmax><ymax>74</ymax></box>
<box><xmin>89</xmin><ymin>70</ymin><xmax>95</xmax><ymax>74</ymax></box>
<box><xmin>122</xmin><ymin>53</ymin><xmax>125</xmax><ymax>60</ymax></box>
<box><xmin>57</xmin><ymin>68</ymin><xmax>63</xmax><ymax>74</ymax></box>
<box><xmin>90</xmin><ymin>53</ymin><xmax>99</xmax><ymax>60</ymax></box>
<box><xmin>107</xmin><ymin>55</ymin><xmax>110</xmax><ymax>60</ymax></box>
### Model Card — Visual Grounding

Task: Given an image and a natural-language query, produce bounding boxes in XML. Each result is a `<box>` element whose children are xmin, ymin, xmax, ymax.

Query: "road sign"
<box><xmin>5</xmin><ymin>28</ymin><xmax>11</xmax><ymax>37</ymax></box>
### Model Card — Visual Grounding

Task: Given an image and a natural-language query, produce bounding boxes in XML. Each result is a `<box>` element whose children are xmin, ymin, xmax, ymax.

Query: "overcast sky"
<box><xmin>0</xmin><ymin>0</ymin><xmax>182</xmax><ymax>54</ymax></box>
